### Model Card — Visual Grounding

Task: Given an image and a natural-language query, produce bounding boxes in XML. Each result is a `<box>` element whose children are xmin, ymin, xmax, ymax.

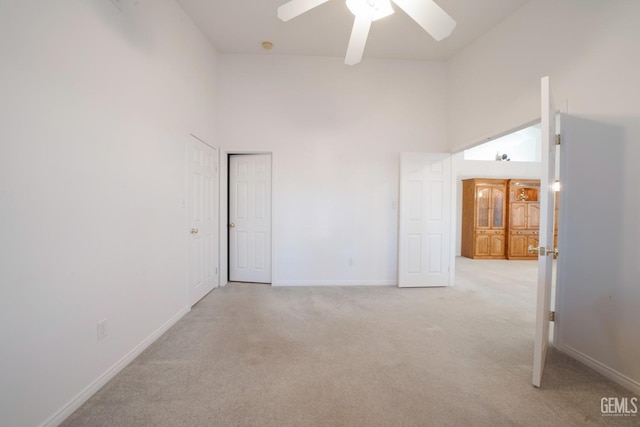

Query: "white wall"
<box><xmin>218</xmin><ymin>55</ymin><xmax>447</xmax><ymax>285</ymax></box>
<box><xmin>0</xmin><ymin>1</ymin><xmax>218</xmax><ymax>426</ymax></box>
<box><xmin>448</xmin><ymin>0</ymin><xmax>640</xmax><ymax>393</ymax></box>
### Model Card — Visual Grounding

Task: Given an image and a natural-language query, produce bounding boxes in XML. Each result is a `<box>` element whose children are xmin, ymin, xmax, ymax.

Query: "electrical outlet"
<box><xmin>97</xmin><ymin>319</ymin><xmax>108</xmax><ymax>341</ymax></box>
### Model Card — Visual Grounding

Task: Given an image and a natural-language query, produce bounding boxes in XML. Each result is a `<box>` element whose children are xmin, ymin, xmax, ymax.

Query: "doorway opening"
<box><xmin>453</xmin><ymin>123</ymin><xmax>544</xmax><ymax>321</ymax></box>
<box><xmin>454</xmin><ymin>121</ymin><xmax>544</xmax><ymax>261</ymax></box>
<box><xmin>452</xmin><ymin>114</ymin><xmax>561</xmax><ymax>386</ymax></box>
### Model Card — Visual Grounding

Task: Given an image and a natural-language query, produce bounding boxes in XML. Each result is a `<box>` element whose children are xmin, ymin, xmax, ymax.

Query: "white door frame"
<box><xmin>219</xmin><ymin>150</ymin><xmax>274</xmax><ymax>286</ymax></box>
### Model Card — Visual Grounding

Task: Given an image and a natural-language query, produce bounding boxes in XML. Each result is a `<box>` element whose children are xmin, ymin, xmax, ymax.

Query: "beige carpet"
<box><xmin>62</xmin><ymin>258</ymin><xmax>638</xmax><ymax>426</ymax></box>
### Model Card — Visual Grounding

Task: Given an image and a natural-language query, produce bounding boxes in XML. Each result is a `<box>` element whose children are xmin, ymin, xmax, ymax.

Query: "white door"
<box><xmin>187</xmin><ymin>136</ymin><xmax>219</xmax><ymax>306</ymax></box>
<box><xmin>398</xmin><ymin>153</ymin><xmax>452</xmax><ymax>288</ymax></box>
<box><xmin>532</xmin><ymin>76</ymin><xmax>558</xmax><ymax>387</ymax></box>
<box><xmin>229</xmin><ymin>154</ymin><xmax>272</xmax><ymax>283</ymax></box>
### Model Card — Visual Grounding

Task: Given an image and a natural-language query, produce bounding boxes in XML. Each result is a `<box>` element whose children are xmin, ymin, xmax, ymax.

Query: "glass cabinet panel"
<box><xmin>492</xmin><ymin>188</ymin><xmax>505</xmax><ymax>228</ymax></box>
<box><xmin>477</xmin><ymin>188</ymin><xmax>490</xmax><ymax>228</ymax></box>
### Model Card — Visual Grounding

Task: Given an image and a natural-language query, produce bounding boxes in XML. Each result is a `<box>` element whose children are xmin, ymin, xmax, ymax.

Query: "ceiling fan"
<box><xmin>277</xmin><ymin>0</ymin><xmax>456</xmax><ymax>65</ymax></box>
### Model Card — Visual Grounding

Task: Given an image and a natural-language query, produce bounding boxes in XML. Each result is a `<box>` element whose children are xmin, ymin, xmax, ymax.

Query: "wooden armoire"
<box><xmin>507</xmin><ymin>180</ymin><xmax>540</xmax><ymax>259</ymax></box>
<box><xmin>462</xmin><ymin>178</ymin><xmax>554</xmax><ymax>260</ymax></box>
<box><xmin>461</xmin><ymin>178</ymin><xmax>507</xmax><ymax>259</ymax></box>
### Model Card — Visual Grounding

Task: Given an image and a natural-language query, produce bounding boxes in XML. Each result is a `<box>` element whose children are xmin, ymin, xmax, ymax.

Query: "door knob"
<box><xmin>229</xmin><ymin>223</ymin><xmax>236</xmax><ymax>228</ymax></box>
<box><xmin>190</xmin><ymin>228</ymin><xmax>199</xmax><ymax>234</ymax></box>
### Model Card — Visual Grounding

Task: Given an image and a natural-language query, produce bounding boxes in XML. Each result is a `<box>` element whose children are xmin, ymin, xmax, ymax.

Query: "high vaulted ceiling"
<box><xmin>175</xmin><ymin>0</ymin><xmax>530</xmax><ymax>61</ymax></box>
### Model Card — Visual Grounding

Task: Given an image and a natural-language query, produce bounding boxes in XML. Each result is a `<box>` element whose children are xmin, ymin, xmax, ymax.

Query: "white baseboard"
<box><xmin>557</xmin><ymin>342</ymin><xmax>640</xmax><ymax>396</ymax></box>
<box><xmin>42</xmin><ymin>306</ymin><xmax>190</xmax><ymax>427</ymax></box>
<box><xmin>272</xmin><ymin>280</ymin><xmax>397</xmax><ymax>286</ymax></box>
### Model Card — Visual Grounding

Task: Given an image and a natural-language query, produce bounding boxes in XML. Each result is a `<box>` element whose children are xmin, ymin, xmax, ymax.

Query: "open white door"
<box><xmin>398</xmin><ymin>153</ymin><xmax>452</xmax><ymax>288</ymax></box>
<box><xmin>229</xmin><ymin>154</ymin><xmax>272</xmax><ymax>283</ymax></box>
<box><xmin>187</xmin><ymin>136</ymin><xmax>219</xmax><ymax>306</ymax></box>
<box><xmin>532</xmin><ymin>76</ymin><xmax>558</xmax><ymax>387</ymax></box>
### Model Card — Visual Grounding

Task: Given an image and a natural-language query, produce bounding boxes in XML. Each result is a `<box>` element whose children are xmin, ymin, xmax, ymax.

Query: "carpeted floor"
<box><xmin>62</xmin><ymin>258</ymin><xmax>638</xmax><ymax>426</ymax></box>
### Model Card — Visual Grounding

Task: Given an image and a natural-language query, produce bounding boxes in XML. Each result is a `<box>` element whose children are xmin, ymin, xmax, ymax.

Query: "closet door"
<box><xmin>228</xmin><ymin>154</ymin><xmax>272</xmax><ymax>283</ymax></box>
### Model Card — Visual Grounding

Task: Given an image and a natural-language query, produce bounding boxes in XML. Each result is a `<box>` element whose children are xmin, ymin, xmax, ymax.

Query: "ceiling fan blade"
<box><xmin>345</xmin><ymin>15</ymin><xmax>372</xmax><ymax>65</ymax></box>
<box><xmin>278</xmin><ymin>0</ymin><xmax>331</xmax><ymax>22</ymax></box>
<box><xmin>391</xmin><ymin>0</ymin><xmax>456</xmax><ymax>41</ymax></box>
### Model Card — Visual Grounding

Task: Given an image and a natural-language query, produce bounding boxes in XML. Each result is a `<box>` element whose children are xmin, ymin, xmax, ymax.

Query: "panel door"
<box><xmin>398</xmin><ymin>153</ymin><xmax>452</xmax><ymax>288</ymax></box>
<box><xmin>229</xmin><ymin>154</ymin><xmax>272</xmax><ymax>283</ymax></box>
<box><xmin>533</xmin><ymin>76</ymin><xmax>558</xmax><ymax>387</ymax></box>
<box><xmin>187</xmin><ymin>137</ymin><xmax>219</xmax><ymax>306</ymax></box>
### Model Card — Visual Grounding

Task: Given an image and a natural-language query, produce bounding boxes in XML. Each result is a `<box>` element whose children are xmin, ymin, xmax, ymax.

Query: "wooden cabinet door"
<box><xmin>476</xmin><ymin>187</ymin><xmax>491</xmax><ymax>229</ymax></box>
<box><xmin>510</xmin><ymin>203</ymin><xmax>527</xmax><ymax>229</ymax></box>
<box><xmin>512</xmin><ymin>202</ymin><xmax>540</xmax><ymax>229</ymax></box>
<box><xmin>509</xmin><ymin>234</ymin><xmax>527</xmax><ymax>258</ymax></box>
<box><xmin>508</xmin><ymin>232</ymin><xmax>540</xmax><ymax>259</ymax></box>
<box><xmin>474</xmin><ymin>233</ymin><xmax>491</xmax><ymax>257</ymax></box>
<box><xmin>528</xmin><ymin>204</ymin><xmax>540</xmax><ymax>229</ymax></box>
<box><xmin>476</xmin><ymin>184</ymin><xmax>506</xmax><ymax>230</ymax></box>
<box><xmin>475</xmin><ymin>233</ymin><xmax>506</xmax><ymax>258</ymax></box>
<box><xmin>491</xmin><ymin>187</ymin><xmax>506</xmax><ymax>229</ymax></box>
<box><xmin>490</xmin><ymin>234</ymin><xmax>505</xmax><ymax>256</ymax></box>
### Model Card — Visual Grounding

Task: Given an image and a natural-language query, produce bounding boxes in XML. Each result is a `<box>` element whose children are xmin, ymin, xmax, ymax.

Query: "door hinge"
<box><xmin>528</xmin><ymin>245</ymin><xmax>559</xmax><ymax>257</ymax></box>
<box><xmin>555</xmin><ymin>134</ymin><xmax>561</xmax><ymax>145</ymax></box>
<box><xmin>549</xmin><ymin>311</ymin><xmax>555</xmax><ymax>322</ymax></box>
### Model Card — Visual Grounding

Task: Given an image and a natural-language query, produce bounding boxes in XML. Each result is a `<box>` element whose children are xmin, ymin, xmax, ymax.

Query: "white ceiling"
<box><xmin>175</xmin><ymin>0</ymin><xmax>530</xmax><ymax>61</ymax></box>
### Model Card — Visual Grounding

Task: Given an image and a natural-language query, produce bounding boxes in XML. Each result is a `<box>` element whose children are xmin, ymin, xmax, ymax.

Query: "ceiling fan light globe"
<box><xmin>346</xmin><ymin>0</ymin><xmax>394</xmax><ymax>21</ymax></box>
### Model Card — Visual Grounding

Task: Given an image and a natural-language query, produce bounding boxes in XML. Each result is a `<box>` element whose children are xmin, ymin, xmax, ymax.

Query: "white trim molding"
<box><xmin>558</xmin><ymin>343</ymin><xmax>640</xmax><ymax>396</ymax></box>
<box><xmin>42</xmin><ymin>307</ymin><xmax>190</xmax><ymax>427</ymax></box>
<box><xmin>272</xmin><ymin>280</ymin><xmax>396</xmax><ymax>287</ymax></box>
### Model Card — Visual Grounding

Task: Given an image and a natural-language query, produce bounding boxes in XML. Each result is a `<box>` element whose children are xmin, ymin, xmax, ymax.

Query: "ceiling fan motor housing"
<box><xmin>346</xmin><ymin>0</ymin><xmax>394</xmax><ymax>21</ymax></box>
